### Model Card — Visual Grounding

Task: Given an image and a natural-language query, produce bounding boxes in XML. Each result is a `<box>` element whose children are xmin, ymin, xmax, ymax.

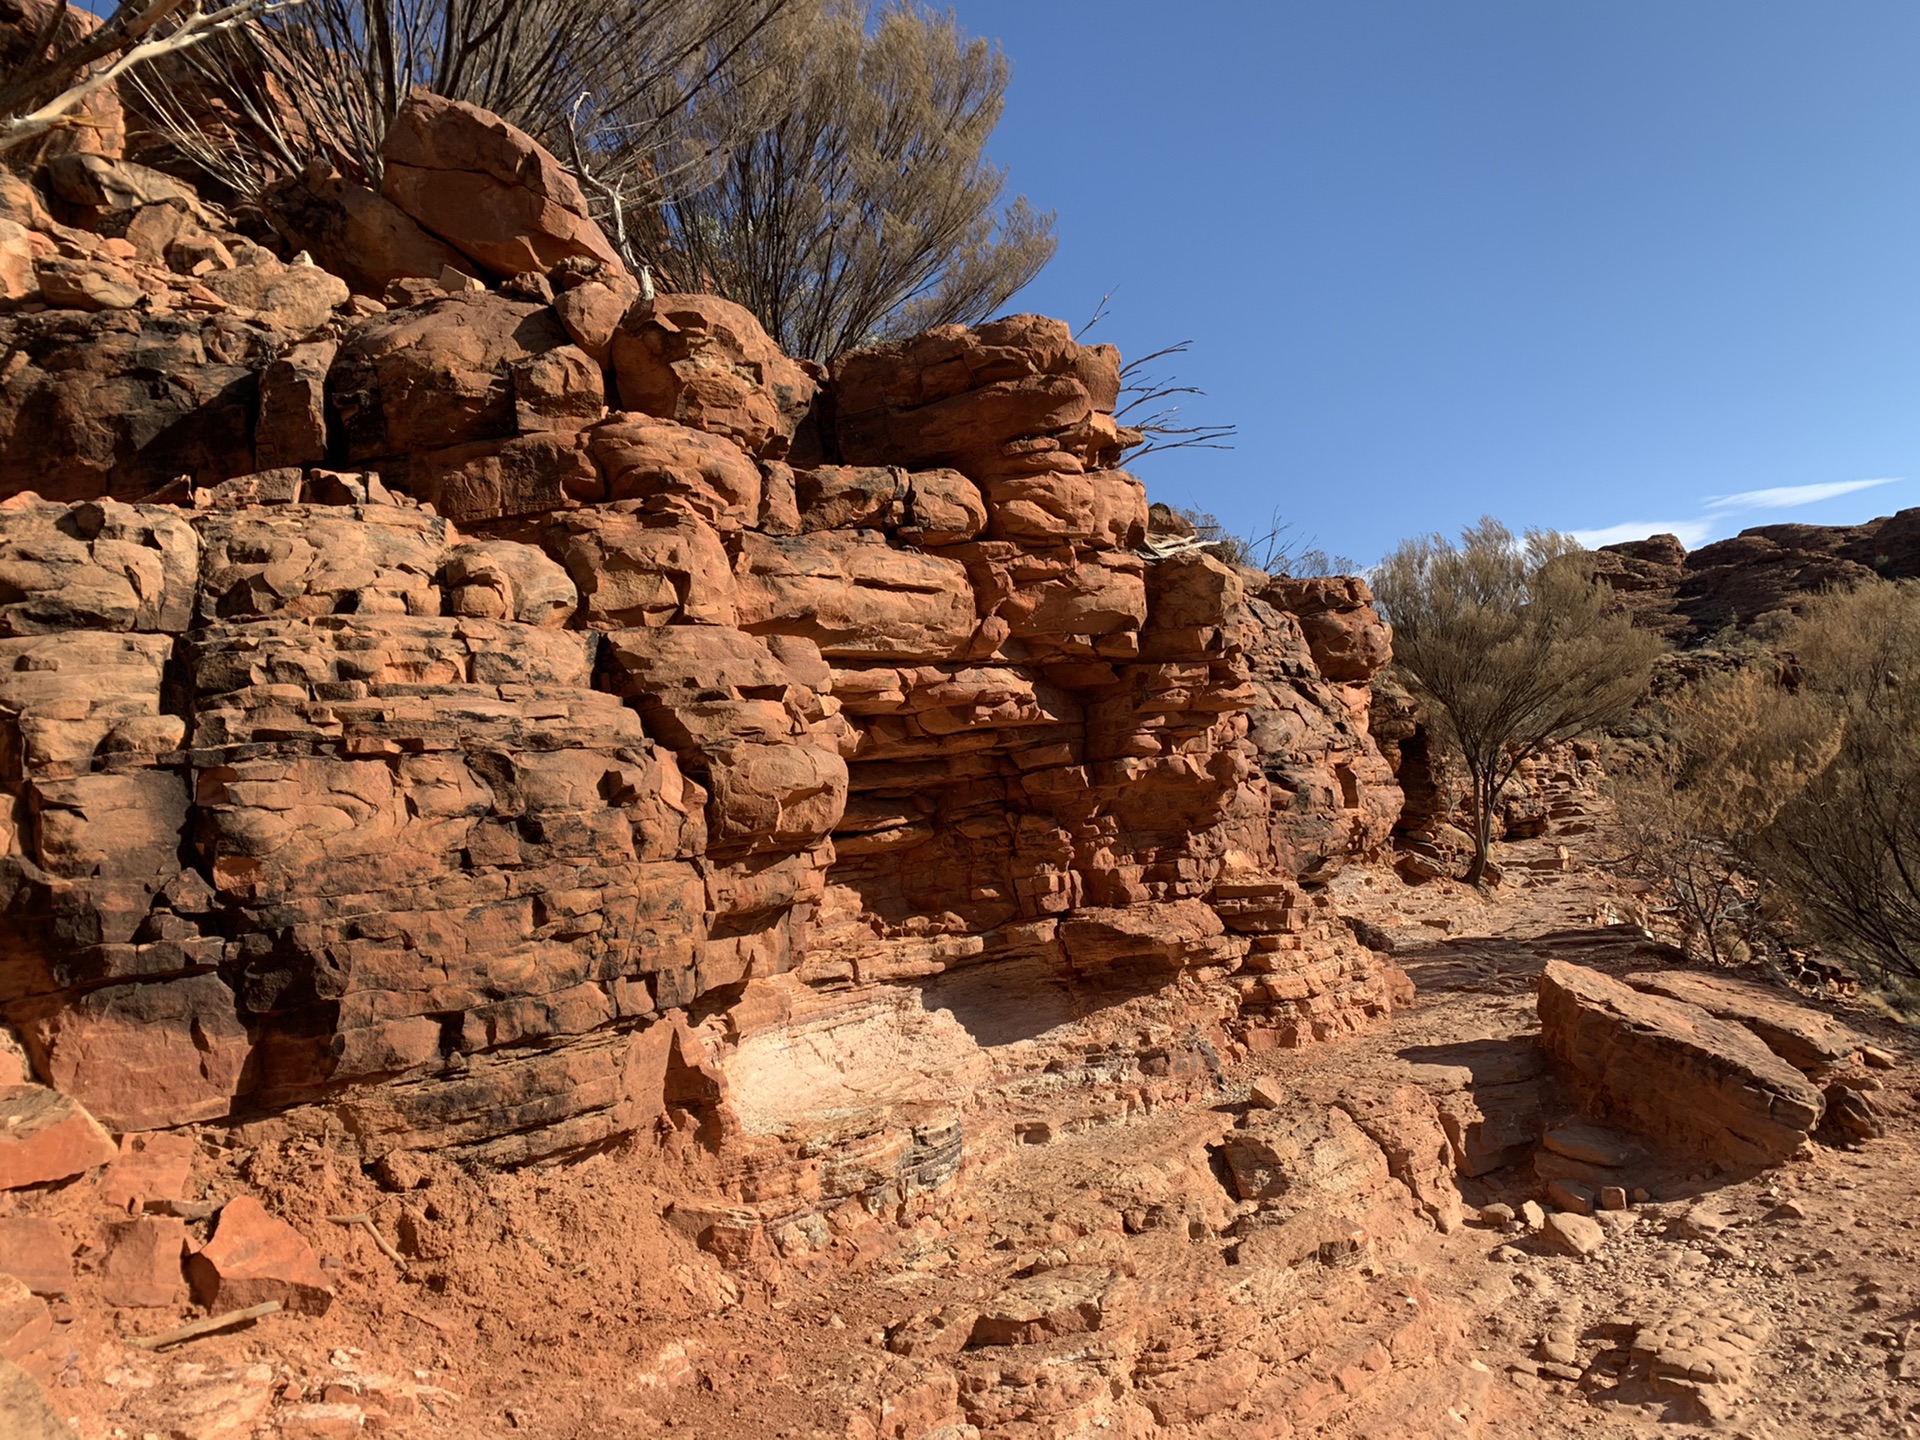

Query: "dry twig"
<box><xmin>328</xmin><ymin>1211</ymin><xmax>408</xmax><ymax>1271</ymax></box>
<box><xmin>128</xmin><ymin>1300</ymin><xmax>282</xmax><ymax>1350</ymax></box>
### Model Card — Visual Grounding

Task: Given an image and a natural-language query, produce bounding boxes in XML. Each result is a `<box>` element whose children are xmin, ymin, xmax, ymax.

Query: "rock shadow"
<box><xmin>918</xmin><ymin>955</ymin><xmax>1175</xmax><ymax>1050</ymax></box>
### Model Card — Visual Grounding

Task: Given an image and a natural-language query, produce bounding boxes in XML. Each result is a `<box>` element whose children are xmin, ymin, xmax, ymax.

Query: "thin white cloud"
<box><xmin>1570</xmin><ymin>518</ymin><xmax>1719</xmax><ymax>550</ymax></box>
<box><xmin>1572</xmin><ymin>477</ymin><xmax>1903</xmax><ymax>553</ymax></box>
<box><xmin>1703</xmin><ymin>477</ymin><xmax>1899</xmax><ymax>512</ymax></box>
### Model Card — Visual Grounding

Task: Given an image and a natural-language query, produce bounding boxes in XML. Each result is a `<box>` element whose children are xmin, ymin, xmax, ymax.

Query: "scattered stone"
<box><xmin>1823</xmin><ymin>1082</ymin><xmax>1886</xmax><ymax>1142</ymax></box>
<box><xmin>1598</xmin><ymin>1186</ymin><xmax>1628</xmax><ymax>1212</ymax></box>
<box><xmin>1861</xmin><ymin>1045</ymin><xmax>1897</xmax><ymax>1070</ymax></box>
<box><xmin>186</xmin><ymin>1197</ymin><xmax>334</xmax><ymax>1317</ymax></box>
<box><xmin>1246</xmin><ymin>1076</ymin><xmax>1286</xmax><ymax>1110</ymax></box>
<box><xmin>1767</xmin><ymin>1199</ymin><xmax>1808</xmax><ymax>1222</ymax></box>
<box><xmin>886</xmin><ymin>1305</ymin><xmax>977</xmax><ymax>1358</ymax></box>
<box><xmin>100</xmin><ymin>1216</ymin><xmax>187</xmax><ymax>1308</ymax></box>
<box><xmin>1538</xmin><ymin>1323</ymin><xmax>1578</xmax><ymax>1366</ymax></box>
<box><xmin>1541</xmin><ymin>1212</ymin><xmax>1605</xmax><ymax>1258</ymax></box>
<box><xmin>99</xmin><ymin>1131</ymin><xmax>197</xmax><ymax>1212</ymax></box>
<box><xmin>1545</xmin><ymin>1179</ymin><xmax>1595</xmax><ymax>1216</ymax></box>
<box><xmin>0</xmin><ymin>1274</ymin><xmax>49</xmax><ymax>1372</ymax></box>
<box><xmin>1520</xmin><ymin>1201</ymin><xmax>1546</xmax><ymax>1231</ymax></box>
<box><xmin>0</xmin><ymin>1220</ymin><xmax>69</xmax><ymax>1297</ymax></box>
<box><xmin>1477</xmin><ymin>1203</ymin><xmax>1516</xmax><ymax>1229</ymax></box>
<box><xmin>1674</xmin><ymin>1207</ymin><xmax>1729</xmax><ymax>1239</ymax></box>
<box><xmin>0</xmin><ymin>1085</ymin><xmax>116</xmax><ymax>1190</ymax></box>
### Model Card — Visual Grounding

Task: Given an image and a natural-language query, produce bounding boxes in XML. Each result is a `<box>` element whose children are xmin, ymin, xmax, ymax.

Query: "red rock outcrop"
<box><xmin>379</xmin><ymin>92</ymin><xmax>625</xmax><ymax>280</ymax></box>
<box><xmin>0</xmin><ymin>92</ymin><xmax>1413</xmax><ymax>1270</ymax></box>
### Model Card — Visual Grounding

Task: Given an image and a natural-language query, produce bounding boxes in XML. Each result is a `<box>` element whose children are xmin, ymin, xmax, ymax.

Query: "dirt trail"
<box><xmin>13</xmin><ymin>830</ymin><xmax>1918</xmax><ymax>1439</ymax></box>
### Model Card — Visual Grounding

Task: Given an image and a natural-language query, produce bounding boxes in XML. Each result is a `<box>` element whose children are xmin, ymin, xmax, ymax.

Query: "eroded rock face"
<box><xmin>1591</xmin><ymin>510</ymin><xmax>1920</xmax><ymax>643</ymax></box>
<box><xmin>0</xmin><ymin>105</ymin><xmax>1408</xmax><ymax>1249</ymax></box>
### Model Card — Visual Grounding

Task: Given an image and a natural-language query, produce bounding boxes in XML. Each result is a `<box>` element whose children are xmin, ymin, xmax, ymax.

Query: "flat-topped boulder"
<box><xmin>1624</xmin><ymin>970</ymin><xmax>1862</xmax><ymax>1075</ymax></box>
<box><xmin>1537</xmin><ymin>960</ymin><xmax>1825</xmax><ymax>1169</ymax></box>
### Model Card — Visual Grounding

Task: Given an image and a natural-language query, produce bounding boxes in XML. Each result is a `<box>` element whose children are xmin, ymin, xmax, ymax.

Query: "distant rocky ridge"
<box><xmin>1590</xmin><ymin>509</ymin><xmax>1920</xmax><ymax>644</ymax></box>
<box><xmin>0</xmin><ymin>86</ymin><xmax>1411</xmax><ymax>1252</ymax></box>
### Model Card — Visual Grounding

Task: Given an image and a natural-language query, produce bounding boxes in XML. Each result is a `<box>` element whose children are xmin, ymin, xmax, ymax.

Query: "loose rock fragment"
<box><xmin>0</xmin><ymin>1086</ymin><xmax>115</xmax><ymax>1191</ymax></box>
<box><xmin>187</xmin><ymin>1197</ymin><xmax>333</xmax><ymax>1317</ymax></box>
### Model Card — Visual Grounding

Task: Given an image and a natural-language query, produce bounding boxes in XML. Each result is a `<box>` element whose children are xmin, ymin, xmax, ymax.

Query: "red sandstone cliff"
<box><xmin>0</xmin><ymin>94</ymin><xmax>1406</xmax><ymax>1253</ymax></box>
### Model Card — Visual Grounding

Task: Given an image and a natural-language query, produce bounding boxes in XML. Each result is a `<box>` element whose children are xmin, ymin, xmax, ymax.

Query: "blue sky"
<box><xmin>950</xmin><ymin>1</ymin><xmax>1920</xmax><ymax>565</ymax></box>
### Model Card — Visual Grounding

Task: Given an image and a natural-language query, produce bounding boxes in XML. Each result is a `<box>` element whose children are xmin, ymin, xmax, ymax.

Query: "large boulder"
<box><xmin>15</xmin><ymin>973</ymin><xmax>252</xmax><ymax>1131</ymax></box>
<box><xmin>588</xmin><ymin>413</ymin><xmax>764</xmax><ymax>529</ymax></box>
<box><xmin>611</xmin><ymin>294</ymin><xmax>818</xmax><ymax>460</ymax></box>
<box><xmin>1262</xmin><ymin>576</ymin><xmax>1393</xmax><ymax>683</ymax></box>
<box><xmin>380</xmin><ymin>92</ymin><xmax>624</xmax><ymax>279</ymax></box>
<box><xmin>833</xmin><ymin>315</ymin><xmax>1124</xmax><ymax>481</ymax></box>
<box><xmin>732</xmin><ymin>531</ymin><xmax>978</xmax><ymax>661</ymax></box>
<box><xmin>0</xmin><ymin>311</ymin><xmax>276</xmax><ymax>501</ymax></box>
<box><xmin>1537</xmin><ymin>960</ymin><xmax>1825</xmax><ymax>1169</ymax></box>
<box><xmin>545</xmin><ymin>506</ymin><xmax>737</xmax><ymax>629</ymax></box>
<box><xmin>0</xmin><ymin>1085</ymin><xmax>115</xmax><ymax>1190</ymax></box>
<box><xmin>186</xmin><ymin>1196</ymin><xmax>332</xmax><ymax>1316</ymax></box>
<box><xmin>329</xmin><ymin>294</ymin><xmax>600</xmax><ymax>465</ymax></box>
<box><xmin>260</xmin><ymin>167</ymin><xmax>478</xmax><ymax>296</ymax></box>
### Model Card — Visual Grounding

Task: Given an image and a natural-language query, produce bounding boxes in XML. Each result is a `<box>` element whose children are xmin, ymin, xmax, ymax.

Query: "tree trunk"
<box><xmin>1462</xmin><ymin>772</ymin><xmax>1496</xmax><ymax>886</ymax></box>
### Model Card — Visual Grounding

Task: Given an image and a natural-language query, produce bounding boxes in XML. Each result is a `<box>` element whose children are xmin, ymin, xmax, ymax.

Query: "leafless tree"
<box><xmin>1115</xmin><ymin>339</ymin><xmax>1237</xmax><ymax>461</ymax></box>
<box><xmin>1166</xmin><ymin>505</ymin><xmax>1357</xmax><ymax>577</ymax></box>
<box><xmin>128</xmin><ymin>0</ymin><xmax>794</xmax><ymax>197</ymax></box>
<box><xmin>0</xmin><ymin>0</ymin><xmax>298</xmax><ymax>155</ymax></box>
<box><xmin>1372</xmin><ymin>518</ymin><xmax>1663</xmax><ymax>885</ymax></box>
<box><xmin>1075</xmin><ymin>292</ymin><xmax>1237</xmax><ymax>467</ymax></box>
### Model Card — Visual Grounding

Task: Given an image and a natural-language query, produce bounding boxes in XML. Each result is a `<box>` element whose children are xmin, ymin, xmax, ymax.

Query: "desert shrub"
<box><xmin>1617</xmin><ymin>580</ymin><xmax>1920</xmax><ymax>991</ymax></box>
<box><xmin>1749</xmin><ymin>582</ymin><xmax>1920</xmax><ymax>989</ymax></box>
<box><xmin>1372</xmin><ymin>517</ymin><xmax>1663</xmax><ymax>884</ymax></box>
<box><xmin>1609</xmin><ymin>665</ymin><xmax>1838</xmax><ymax>963</ymax></box>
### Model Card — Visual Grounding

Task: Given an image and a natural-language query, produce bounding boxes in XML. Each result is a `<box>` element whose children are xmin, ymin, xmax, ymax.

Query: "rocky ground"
<box><xmin>4</xmin><ymin>822</ymin><xmax>1915</xmax><ymax>1440</ymax></box>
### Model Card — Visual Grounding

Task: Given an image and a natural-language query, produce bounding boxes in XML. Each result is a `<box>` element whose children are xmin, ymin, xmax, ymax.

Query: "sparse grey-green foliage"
<box><xmin>1744</xmin><ymin>582</ymin><xmax>1920</xmax><ymax>989</ymax></box>
<box><xmin>1372</xmin><ymin>517</ymin><xmax>1663</xmax><ymax>884</ymax></box>
<box><xmin>626</xmin><ymin>0</ymin><xmax>1056</xmax><ymax>359</ymax></box>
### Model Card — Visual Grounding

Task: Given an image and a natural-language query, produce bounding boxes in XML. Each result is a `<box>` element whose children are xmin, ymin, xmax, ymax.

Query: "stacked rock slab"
<box><xmin>0</xmin><ymin>95</ymin><xmax>1407</xmax><ymax>1242</ymax></box>
<box><xmin>1537</xmin><ymin>960</ymin><xmax>1824</xmax><ymax>1168</ymax></box>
